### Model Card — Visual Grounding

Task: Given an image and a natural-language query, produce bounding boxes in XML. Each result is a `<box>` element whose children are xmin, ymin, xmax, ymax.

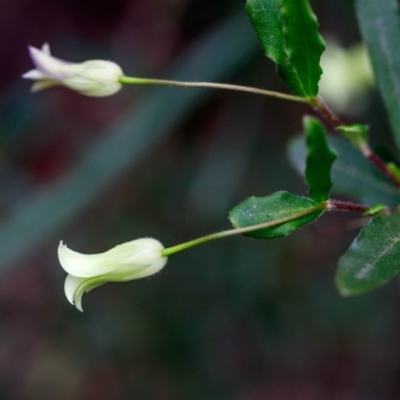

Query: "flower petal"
<box><xmin>61</xmin><ymin>60</ymin><xmax>123</xmax><ymax>96</ymax></box>
<box><xmin>64</xmin><ymin>274</ymin><xmax>107</xmax><ymax>311</ymax></box>
<box><xmin>22</xmin><ymin>69</ymin><xmax>47</xmax><ymax>80</ymax></box>
<box><xmin>59</xmin><ymin>238</ymin><xmax>167</xmax><ymax>310</ymax></box>
<box><xmin>28</xmin><ymin>45</ymin><xmax>75</xmax><ymax>81</ymax></box>
<box><xmin>119</xmin><ymin>257</ymin><xmax>167</xmax><ymax>280</ymax></box>
<box><xmin>58</xmin><ymin>239</ymin><xmax>166</xmax><ymax>278</ymax></box>
<box><xmin>64</xmin><ymin>274</ymin><xmax>86</xmax><ymax>305</ymax></box>
<box><xmin>24</xmin><ymin>44</ymin><xmax>124</xmax><ymax>97</ymax></box>
<box><xmin>31</xmin><ymin>80</ymin><xmax>60</xmax><ymax>92</ymax></box>
<box><xmin>41</xmin><ymin>42</ymin><xmax>51</xmax><ymax>55</ymax></box>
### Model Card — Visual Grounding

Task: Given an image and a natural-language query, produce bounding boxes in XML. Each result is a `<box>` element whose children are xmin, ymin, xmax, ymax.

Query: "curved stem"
<box><xmin>161</xmin><ymin>202</ymin><xmax>327</xmax><ymax>257</ymax></box>
<box><xmin>119</xmin><ymin>76</ymin><xmax>311</xmax><ymax>104</ymax></box>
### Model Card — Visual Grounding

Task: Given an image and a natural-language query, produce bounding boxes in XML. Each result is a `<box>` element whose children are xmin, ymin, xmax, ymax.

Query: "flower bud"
<box><xmin>23</xmin><ymin>43</ymin><xmax>124</xmax><ymax>97</ymax></box>
<box><xmin>58</xmin><ymin>238</ymin><xmax>167</xmax><ymax>311</ymax></box>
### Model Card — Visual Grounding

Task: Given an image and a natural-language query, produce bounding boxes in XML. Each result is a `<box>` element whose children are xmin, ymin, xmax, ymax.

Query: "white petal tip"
<box><xmin>22</xmin><ymin>69</ymin><xmax>41</xmax><ymax>80</ymax></box>
<box><xmin>28</xmin><ymin>46</ymin><xmax>41</xmax><ymax>58</ymax></box>
<box><xmin>41</xmin><ymin>43</ymin><xmax>51</xmax><ymax>55</ymax></box>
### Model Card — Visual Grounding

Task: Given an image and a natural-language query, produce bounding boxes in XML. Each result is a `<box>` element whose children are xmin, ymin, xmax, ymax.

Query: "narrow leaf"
<box><xmin>336</xmin><ymin>213</ymin><xmax>400</xmax><ymax>295</ymax></box>
<box><xmin>229</xmin><ymin>191</ymin><xmax>324</xmax><ymax>239</ymax></box>
<box><xmin>280</xmin><ymin>0</ymin><xmax>325</xmax><ymax>97</ymax></box>
<box><xmin>304</xmin><ymin>116</ymin><xmax>337</xmax><ymax>202</ymax></box>
<box><xmin>355</xmin><ymin>0</ymin><xmax>400</xmax><ymax>150</ymax></box>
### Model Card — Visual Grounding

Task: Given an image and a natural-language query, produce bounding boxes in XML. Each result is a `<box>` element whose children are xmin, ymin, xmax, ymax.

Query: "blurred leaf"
<box><xmin>288</xmin><ymin>135</ymin><xmax>400</xmax><ymax>207</ymax></box>
<box><xmin>246</xmin><ymin>0</ymin><xmax>325</xmax><ymax>97</ymax></box>
<box><xmin>229</xmin><ymin>191</ymin><xmax>323</xmax><ymax>239</ymax></box>
<box><xmin>355</xmin><ymin>0</ymin><xmax>400</xmax><ymax>150</ymax></box>
<box><xmin>336</xmin><ymin>212</ymin><xmax>400</xmax><ymax>295</ymax></box>
<box><xmin>304</xmin><ymin>116</ymin><xmax>337</xmax><ymax>202</ymax></box>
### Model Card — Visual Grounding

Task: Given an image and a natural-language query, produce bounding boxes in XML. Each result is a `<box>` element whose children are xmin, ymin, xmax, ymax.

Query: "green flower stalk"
<box><xmin>58</xmin><ymin>203</ymin><xmax>327</xmax><ymax>311</ymax></box>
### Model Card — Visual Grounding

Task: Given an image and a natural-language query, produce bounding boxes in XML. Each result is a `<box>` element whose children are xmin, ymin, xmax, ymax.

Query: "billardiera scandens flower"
<box><xmin>22</xmin><ymin>43</ymin><xmax>124</xmax><ymax>97</ymax></box>
<box><xmin>58</xmin><ymin>238</ymin><xmax>167</xmax><ymax>311</ymax></box>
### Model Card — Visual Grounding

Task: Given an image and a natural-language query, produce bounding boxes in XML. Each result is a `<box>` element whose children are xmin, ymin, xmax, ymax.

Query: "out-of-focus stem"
<box><xmin>119</xmin><ymin>76</ymin><xmax>311</xmax><ymax>104</ymax></box>
<box><xmin>327</xmin><ymin>199</ymin><xmax>371</xmax><ymax>213</ymax></box>
<box><xmin>310</xmin><ymin>96</ymin><xmax>343</xmax><ymax>128</ymax></box>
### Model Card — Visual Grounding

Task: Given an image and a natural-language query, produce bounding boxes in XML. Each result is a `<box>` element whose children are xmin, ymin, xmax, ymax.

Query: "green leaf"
<box><xmin>229</xmin><ymin>191</ymin><xmax>324</xmax><ymax>239</ymax></box>
<box><xmin>355</xmin><ymin>0</ymin><xmax>400</xmax><ymax>150</ymax></box>
<box><xmin>279</xmin><ymin>0</ymin><xmax>325</xmax><ymax>97</ymax></box>
<box><xmin>245</xmin><ymin>0</ymin><xmax>287</xmax><ymax>65</ymax></box>
<box><xmin>288</xmin><ymin>135</ymin><xmax>400</xmax><ymax>207</ymax></box>
<box><xmin>246</xmin><ymin>0</ymin><xmax>325</xmax><ymax>97</ymax></box>
<box><xmin>304</xmin><ymin>116</ymin><xmax>337</xmax><ymax>202</ymax></box>
<box><xmin>336</xmin><ymin>212</ymin><xmax>400</xmax><ymax>295</ymax></box>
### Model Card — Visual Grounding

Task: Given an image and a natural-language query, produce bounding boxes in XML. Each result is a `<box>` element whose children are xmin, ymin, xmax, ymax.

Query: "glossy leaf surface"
<box><xmin>280</xmin><ymin>0</ymin><xmax>325</xmax><ymax>97</ymax></box>
<box><xmin>356</xmin><ymin>0</ymin><xmax>400</xmax><ymax>150</ymax></box>
<box><xmin>229</xmin><ymin>191</ymin><xmax>323</xmax><ymax>239</ymax></box>
<box><xmin>246</xmin><ymin>0</ymin><xmax>325</xmax><ymax>97</ymax></box>
<box><xmin>336</xmin><ymin>213</ymin><xmax>400</xmax><ymax>295</ymax></box>
<box><xmin>245</xmin><ymin>0</ymin><xmax>286</xmax><ymax>65</ymax></box>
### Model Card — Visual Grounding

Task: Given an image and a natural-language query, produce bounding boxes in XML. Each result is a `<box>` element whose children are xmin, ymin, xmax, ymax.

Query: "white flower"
<box><xmin>58</xmin><ymin>238</ymin><xmax>167</xmax><ymax>311</ymax></box>
<box><xmin>22</xmin><ymin>43</ymin><xmax>124</xmax><ymax>97</ymax></box>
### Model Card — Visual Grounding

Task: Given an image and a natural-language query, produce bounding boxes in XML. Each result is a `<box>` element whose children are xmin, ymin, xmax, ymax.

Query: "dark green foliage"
<box><xmin>356</xmin><ymin>0</ymin><xmax>400</xmax><ymax>150</ymax></box>
<box><xmin>304</xmin><ymin>116</ymin><xmax>337</xmax><ymax>202</ymax></box>
<box><xmin>336</xmin><ymin>213</ymin><xmax>400</xmax><ymax>295</ymax></box>
<box><xmin>246</xmin><ymin>0</ymin><xmax>325</xmax><ymax>97</ymax></box>
<box><xmin>229</xmin><ymin>191</ymin><xmax>324</xmax><ymax>239</ymax></box>
<box><xmin>288</xmin><ymin>135</ymin><xmax>400</xmax><ymax>208</ymax></box>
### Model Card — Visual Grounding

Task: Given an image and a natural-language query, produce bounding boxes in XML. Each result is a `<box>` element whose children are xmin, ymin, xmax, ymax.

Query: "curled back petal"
<box><xmin>28</xmin><ymin>46</ymin><xmax>75</xmax><ymax>81</ymax></box>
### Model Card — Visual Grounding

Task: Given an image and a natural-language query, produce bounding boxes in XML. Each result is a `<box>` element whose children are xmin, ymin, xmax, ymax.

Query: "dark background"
<box><xmin>1</xmin><ymin>0</ymin><xmax>399</xmax><ymax>399</ymax></box>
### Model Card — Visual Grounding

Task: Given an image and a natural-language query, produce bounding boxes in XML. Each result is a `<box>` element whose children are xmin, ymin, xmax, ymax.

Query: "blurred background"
<box><xmin>1</xmin><ymin>0</ymin><xmax>400</xmax><ymax>399</ymax></box>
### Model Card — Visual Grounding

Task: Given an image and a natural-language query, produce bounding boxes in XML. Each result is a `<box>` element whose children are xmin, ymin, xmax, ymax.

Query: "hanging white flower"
<box><xmin>22</xmin><ymin>43</ymin><xmax>124</xmax><ymax>97</ymax></box>
<box><xmin>58</xmin><ymin>238</ymin><xmax>167</xmax><ymax>311</ymax></box>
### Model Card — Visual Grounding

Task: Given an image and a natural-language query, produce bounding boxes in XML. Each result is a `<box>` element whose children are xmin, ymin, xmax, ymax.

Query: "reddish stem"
<box><xmin>366</xmin><ymin>152</ymin><xmax>400</xmax><ymax>187</ymax></box>
<box><xmin>311</xmin><ymin>96</ymin><xmax>343</xmax><ymax>128</ymax></box>
<box><xmin>327</xmin><ymin>199</ymin><xmax>371</xmax><ymax>213</ymax></box>
<box><xmin>312</xmin><ymin>96</ymin><xmax>400</xmax><ymax>188</ymax></box>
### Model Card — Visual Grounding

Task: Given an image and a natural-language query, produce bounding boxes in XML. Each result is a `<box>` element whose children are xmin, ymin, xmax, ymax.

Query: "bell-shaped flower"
<box><xmin>22</xmin><ymin>43</ymin><xmax>124</xmax><ymax>97</ymax></box>
<box><xmin>58</xmin><ymin>238</ymin><xmax>167</xmax><ymax>311</ymax></box>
